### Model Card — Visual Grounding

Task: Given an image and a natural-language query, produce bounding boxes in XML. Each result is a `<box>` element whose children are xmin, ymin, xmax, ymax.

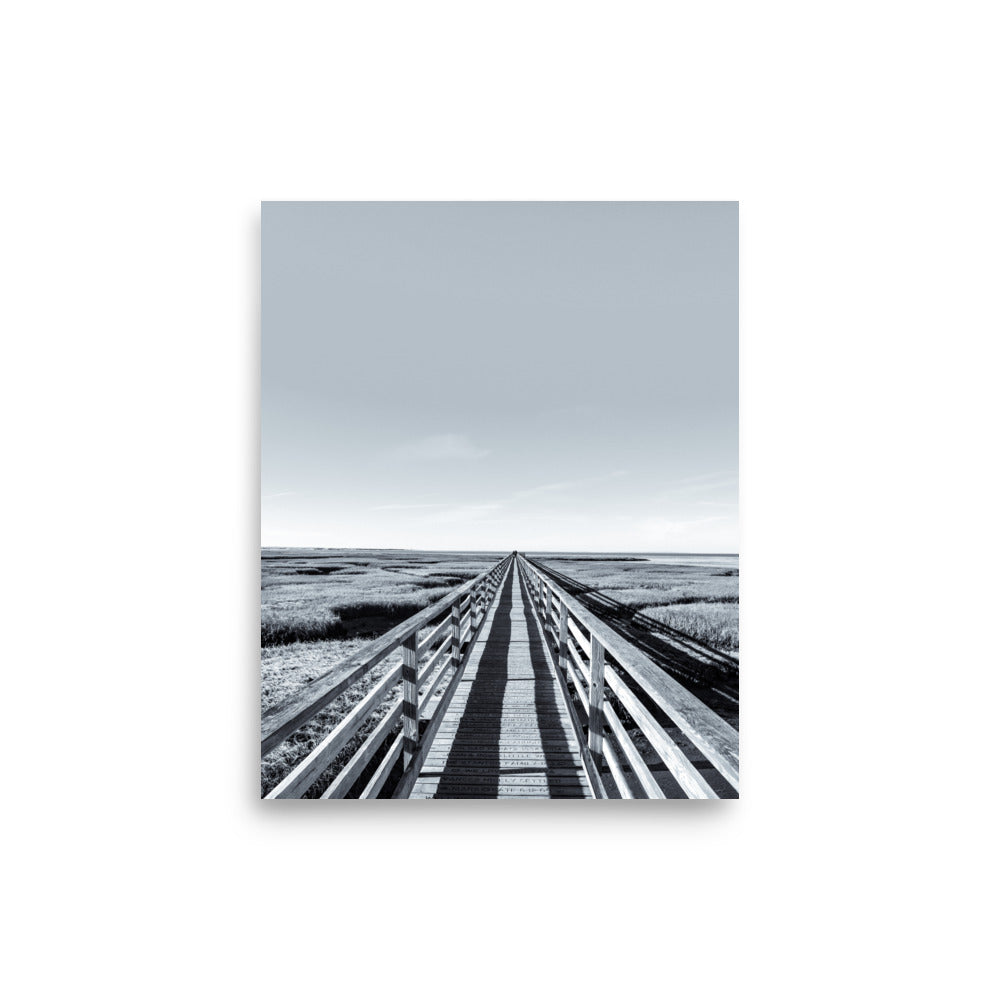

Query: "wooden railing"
<box><xmin>517</xmin><ymin>554</ymin><xmax>739</xmax><ymax>799</ymax></box>
<box><xmin>261</xmin><ymin>553</ymin><xmax>514</xmax><ymax>799</ymax></box>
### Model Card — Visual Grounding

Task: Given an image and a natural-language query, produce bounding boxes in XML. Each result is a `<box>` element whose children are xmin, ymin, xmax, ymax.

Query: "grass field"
<box><xmin>531</xmin><ymin>553</ymin><xmax>739</xmax><ymax>654</ymax></box>
<box><xmin>261</xmin><ymin>548</ymin><xmax>501</xmax><ymax>646</ymax></box>
<box><xmin>260</xmin><ymin>548</ymin><xmax>738</xmax><ymax>795</ymax></box>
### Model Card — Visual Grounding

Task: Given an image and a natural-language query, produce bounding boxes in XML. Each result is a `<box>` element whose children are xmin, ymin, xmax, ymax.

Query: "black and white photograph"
<box><xmin>261</xmin><ymin>202</ymin><xmax>738</xmax><ymax>798</ymax></box>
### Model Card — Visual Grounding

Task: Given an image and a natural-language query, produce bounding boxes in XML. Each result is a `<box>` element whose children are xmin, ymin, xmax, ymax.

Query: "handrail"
<box><xmin>261</xmin><ymin>556</ymin><xmax>508</xmax><ymax>753</ymax></box>
<box><xmin>517</xmin><ymin>554</ymin><xmax>739</xmax><ymax>798</ymax></box>
<box><xmin>262</xmin><ymin>552</ymin><xmax>514</xmax><ymax>798</ymax></box>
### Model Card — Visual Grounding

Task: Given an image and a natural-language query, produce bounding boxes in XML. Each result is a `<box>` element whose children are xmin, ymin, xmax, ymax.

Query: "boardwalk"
<box><xmin>411</xmin><ymin>562</ymin><xmax>592</xmax><ymax>798</ymax></box>
<box><xmin>262</xmin><ymin>552</ymin><xmax>739</xmax><ymax>799</ymax></box>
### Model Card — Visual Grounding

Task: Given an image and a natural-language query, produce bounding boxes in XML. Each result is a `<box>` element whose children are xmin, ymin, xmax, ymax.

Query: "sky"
<box><xmin>262</xmin><ymin>202</ymin><xmax>737</xmax><ymax>553</ymax></box>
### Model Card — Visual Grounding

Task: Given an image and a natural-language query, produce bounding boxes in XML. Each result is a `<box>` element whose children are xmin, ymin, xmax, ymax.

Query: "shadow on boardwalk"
<box><xmin>431</xmin><ymin>565</ymin><xmax>588</xmax><ymax>799</ymax></box>
<box><xmin>517</xmin><ymin>568</ymin><xmax>584</xmax><ymax>796</ymax></box>
<box><xmin>433</xmin><ymin>570</ymin><xmax>513</xmax><ymax>797</ymax></box>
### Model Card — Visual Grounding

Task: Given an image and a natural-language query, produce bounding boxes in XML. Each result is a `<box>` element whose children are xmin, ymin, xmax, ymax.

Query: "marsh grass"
<box><xmin>260</xmin><ymin>548</ymin><xmax>493</xmax><ymax>646</ymax></box>
<box><xmin>642</xmin><ymin>603</ymin><xmax>740</xmax><ymax>652</ymax></box>
<box><xmin>538</xmin><ymin>556</ymin><xmax>740</xmax><ymax>654</ymax></box>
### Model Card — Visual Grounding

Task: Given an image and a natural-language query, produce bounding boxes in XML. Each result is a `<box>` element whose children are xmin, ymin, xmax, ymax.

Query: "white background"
<box><xmin>2</xmin><ymin>3</ymin><xmax>997</xmax><ymax>998</ymax></box>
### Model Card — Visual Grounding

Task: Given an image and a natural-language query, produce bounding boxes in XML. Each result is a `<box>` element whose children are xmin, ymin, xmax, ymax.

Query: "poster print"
<box><xmin>261</xmin><ymin>202</ymin><xmax>738</xmax><ymax>799</ymax></box>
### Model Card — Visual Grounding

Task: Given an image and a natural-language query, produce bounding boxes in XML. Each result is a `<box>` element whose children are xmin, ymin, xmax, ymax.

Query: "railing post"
<box><xmin>402</xmin><ymin>632</ymin><xmax>419</xmax><ymax>770</ymax></box>
<box><xmin>588</xmin><ymin>634</ymin><xmax>606</xmax><ymax>757</ymax></box>
<box><xmin>451</xmin><ymin>596</ymin><xmax>462</xmax><ymax>670</ymax></box>
<box><xmin>558</xmin><ymin>601</ymin><xmax>568</xmax><ymax>675</ymax></box>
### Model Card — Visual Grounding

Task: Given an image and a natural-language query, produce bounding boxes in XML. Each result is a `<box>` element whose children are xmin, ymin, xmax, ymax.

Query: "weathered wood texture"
<box><xmin>588</xmin><ymin>634</ymin><xmax>606</xmax><ymax>757</ymax></box>
<box><xmin>411</xmin><ymin>563</ymin><xmax>593</xmax><ymax>799</ymax></box>
<box><xmin>401</xmin><ymin>633</ymin><xmax>419</xmax><ymax>770</ymax></box>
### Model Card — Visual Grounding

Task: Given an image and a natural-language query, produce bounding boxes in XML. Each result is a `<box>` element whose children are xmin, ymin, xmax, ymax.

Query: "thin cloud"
<box><xmin>512</xmin><ymin>481</ymin><xmax>576</xmax><ymax>499</ymax></box>
<box><xmin>263</xmin><ymin>491</ymin><xmax>296</xmax><ymax>499</ymax></box>
<box><xmin>392</xmin><ymin>433</ymin><xmax>490</xmax><ymax>462</ymax></box>
<box><xmin>657</xmin><ymin>471</ymin><xmax>737</xmax><ymax>500</ymax></box>
<box><xmin>372</xmin><ymin>500</ymin><xmax>505</xmax><ymax>523</ymax></box>
<box><xmin>373</xmin><ymin>503</ymin><xmax>446</xmax><ymax>511</ymax></box>
<box><xmin>672</xmin><ymin>471</ymin><xmax>736</xmax><ymax>488</ymax></box>
<box><xmin>637</xmin><ymin>514</ymin><xmax>729</xmax><ymax>543</ymax></box>
<box><xmin>512</xmin><ymin>470</ymin><xmax>628</xmax><ymax>500</ymax></box>
<box><xmin>423</xmin><ymin>503</ymin><xmax>504</xmax><ymax>524</ymax></box>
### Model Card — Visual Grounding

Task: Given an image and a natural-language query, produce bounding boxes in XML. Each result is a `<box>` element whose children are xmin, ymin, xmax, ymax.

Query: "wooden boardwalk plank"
<box><xmin>411</xmin><ymin>562</ymin><xmax>593</xmax><ymax>799</ymax></box>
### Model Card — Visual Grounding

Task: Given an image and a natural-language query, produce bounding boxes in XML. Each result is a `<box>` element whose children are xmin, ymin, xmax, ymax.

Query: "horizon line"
<box><xmin>260</xmin><ymin>544</ymin><xmax>739</xmax><ymax>556</ymax></box>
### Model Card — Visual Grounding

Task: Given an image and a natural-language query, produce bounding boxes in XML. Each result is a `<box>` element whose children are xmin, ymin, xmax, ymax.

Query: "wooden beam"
<box><xmin>568</xmin><ymin>618</ymin><xmax>590</xmax><ymax>657</ymax></box>
<box><xmin>558</xmin><ymin>601</ymin><xmax>569</xmax><ymax>675</ymax></box>
<box><xmin>360</xmin><ymin>733</ymin><xmax>402</xmax><ymax>799</ymax></box>
<box><xmin>401</xmin><ymin>633</ymin><xmax>418</xmax><ymax>771</ymax></box>
<box><xmin>603</xmin><ymin>701</ymin><xmax>665</xmax><ymax>799</ymax></box>
<box><xmin>319</xmin><ymin>704</ymin><xmax>403</xmax><ymax>799</ymax></box>
<box><xmin>603</xmin><ymin>663</ymin><xmax>718</xmax><ymax>799</ymax></box>
<box><xmin>418</xmin><ymin>645</ymin><xmax>457</xmax><ymax>713</ymax></box>
<box><xmin>588</xmin><ymin>635</ymin><xmax>606</xmax><ymax>757</ymax></box>
<box><xmin>603</xmin><ymin>737</ymin><xmax>632</xmax><ymax>799</ymax></box>
<box><xmin>417</xmin><ymin>616</ymin><xmax>451</xmax><ymax>656</ymax></box>
<box><xmin>265</xmin><ymin>663</ymin><xmax>403</xmax><ymax>799</ymax></box>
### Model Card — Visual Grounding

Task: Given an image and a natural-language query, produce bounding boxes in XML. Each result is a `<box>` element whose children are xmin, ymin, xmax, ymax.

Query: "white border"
<box><xmin>4</xmin><ymin>4</ymin><xmax>996</xmax><ymax>997</ymax></box>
